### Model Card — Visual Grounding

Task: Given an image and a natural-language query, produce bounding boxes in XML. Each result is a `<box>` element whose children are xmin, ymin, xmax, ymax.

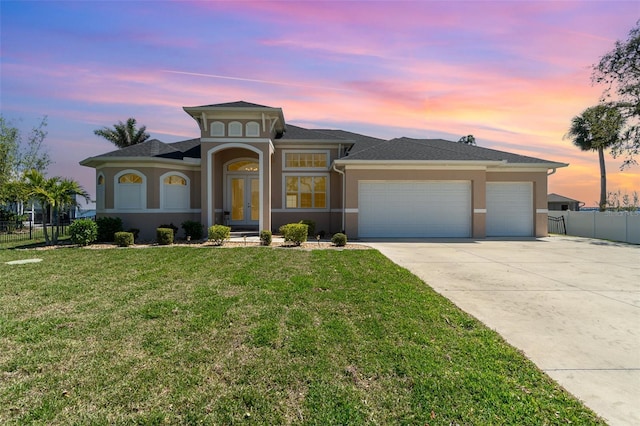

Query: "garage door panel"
<box><xmin>486</xmin><ymin>182</ymin><xmax>533</xmax><ymax>237</ymax></box>
<box><xmin>359</xmin><ymin>181</ymin><xmax>471</xmax><ymax>238</ymax></box>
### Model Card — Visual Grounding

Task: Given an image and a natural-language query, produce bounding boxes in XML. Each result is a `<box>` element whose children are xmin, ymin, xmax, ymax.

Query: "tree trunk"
<box><xmin>42</xmin><ymin>203</ymin><xmax>50</xmax><ymax>245</ymax></box>
<box><xmin>598</xmin><ymin>147</ymin><xmax>607</xmax><ymax>212</ymax></box>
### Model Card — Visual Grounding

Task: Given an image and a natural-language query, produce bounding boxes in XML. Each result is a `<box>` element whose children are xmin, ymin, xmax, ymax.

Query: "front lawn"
<box><xmin>0</xmin><ymin>247</ymin><xmax>604</xmax><ymax>425</ymax></box>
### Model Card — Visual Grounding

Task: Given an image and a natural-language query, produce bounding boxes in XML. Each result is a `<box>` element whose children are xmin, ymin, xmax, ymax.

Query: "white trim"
<box><xmin>102</xmin><ymin>208</ymin><xmax>201</xmax><ymax>214</ymax></box>
<box><xmin>282</xmin><ymin>149</ymin><xmax>330</xmax><ymax>170</ymax></box>
<box><xmin>345</xmin><ymin>208</ymin><xmax>359</xmax><ymax>214</ymax></box>
<box><xmin>206</xmin><ymin>143</ymin><xmax>264</xmax><ymax>231</ymax></box>
<box><xmin>474</xmin><ymin>209</ymin><xmax>487</xmax><ymax>213</ymax></box>
<box><xmin>114</xmin><ymin>169</ymin><xmax>146</xmax><ymax>210</ymax></box>
<box><xmin>281</xmin><ymin>172</ymin><xmax>330</xmax><ymax>211</ymax></box>
<box><xmin>82</xmin><ymin>157</ymin><xmax>201</xmax><ymax>168</ymax></box>
<box><xmin>201</xmin><ymin>137</ymin><xmax>272</xmax><ymax>144</ymax></box>
<box><xmin>96</xmin><ymin>172</ymin><xmax>105</xmax><ymax>211</ymax></box>
<box><xmin>536</xmin><ymin>209</ymin><xmax>549</xmax><ymax>214</ymax></box>
<box><xmin>159</xmin><ymin>171</ymin><xmax>191</xmax><ymax>210</ymax></box>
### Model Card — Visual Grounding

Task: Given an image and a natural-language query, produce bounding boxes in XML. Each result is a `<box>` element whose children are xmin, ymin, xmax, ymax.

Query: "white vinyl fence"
<box><xmin>549</xmin><ymin>210</ymin><xmax>640</xmax><ymax>244</ymax></box>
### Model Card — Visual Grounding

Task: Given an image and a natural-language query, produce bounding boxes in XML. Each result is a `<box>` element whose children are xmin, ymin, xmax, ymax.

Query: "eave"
<box><xmin>80</xmin><ymin>156</ymin><xmax>201</xmax><ymax>169</ymax></box>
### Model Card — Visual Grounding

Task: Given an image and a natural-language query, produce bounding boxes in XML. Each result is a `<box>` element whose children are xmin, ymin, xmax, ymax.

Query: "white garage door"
<box><xmin>486</xmin><ymin>182</ymin><xmax>533</xmax><ymax>237</ymax></box>
<box><xmin>358</xmin><ymin>181</ymin><xmax>471</xmax><ymax>238</ymax></box>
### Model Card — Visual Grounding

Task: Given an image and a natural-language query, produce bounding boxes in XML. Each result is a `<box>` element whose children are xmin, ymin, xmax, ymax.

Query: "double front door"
<box><xmin>228</xmin><ymin>175</ymin><xmax>259</xmax><ymax>226</ymax></box>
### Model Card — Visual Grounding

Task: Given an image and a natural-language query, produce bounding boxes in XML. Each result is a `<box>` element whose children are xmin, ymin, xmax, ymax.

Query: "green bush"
<box><xmin>279</xmin><ymin>223</ymin><xmax>308</xmax><ymax>246</ymax></box>
<box><xmin>260</xmin><ymin>230</ymin><xmax>272</xmax><ymax>246</ymax></box>
<box><xmin>159</xmin><ymin>222</ymin><xmax>179</xmax><ymax>238</ymax></box>
<box><xmin>156</xmin><ymin>228</ymin><xmax>174</xmax><ymax>245</ymax></box>
<box><xmin>299</xmin><ymin>220</ymin><xmax>316</xmax><ymax>237</ymax></box>
<box><xmin>331</xmin><ymin>232</ymin><xmax>347</xmax><ymax>247</ymax></box>
<box><xmin>69</xmin><ymin>219</ymin><xmax>98</xmax><ymax>246</ymax></box>
<box><xmin>96</xmin><ymin>217</ymin><xmax>123</xmax><ymax>242</ymax></box>
<box><xmin>127</xmin><ymin>228</ymin><xmax>140</xmax><ymax>241</ymax></box>
<box><xmin>208</xmin><ymin>225</ymin><xmax>230</xmax><ymax>246</ymax></box>
<box><xmin>114</xmin><ymin>231</ymin><xmax>134</xmax><ymax>247</ymax></box>
<box><xmin>181</xmin><ymin>220</ymin><xmax>203</xmax><ymax>240</ymax></box>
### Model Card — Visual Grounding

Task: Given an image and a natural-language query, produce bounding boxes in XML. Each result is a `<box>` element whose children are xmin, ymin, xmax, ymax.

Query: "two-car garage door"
<box><xmin>358</xmin><ymin>180</ymin><xmax>534</xmax><ymax>238</ymax></box>
<box><xmin>358</xmin><ymin>181</ymin><xmax>472</xmax><ymax>238</ymax></box>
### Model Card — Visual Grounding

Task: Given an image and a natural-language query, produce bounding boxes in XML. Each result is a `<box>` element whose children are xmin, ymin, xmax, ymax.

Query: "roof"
<box><xmin>191</xmin><ymin>100</ymin><xmax>275</xmax><ymax>109</ymax></box>
<box><xmin>339</xmin><ymin>137</ymin><xmax>561</xmax><ymax>164</ymax></box>
<box><xmin>548</xmin><ymin>193</ymin><xmax>581</xmax><ymax>203</ymax></box>
<box><xmin>80</xmin><ymin>138</ymin><xmax>202</xmax><ymax>167</ymax></box>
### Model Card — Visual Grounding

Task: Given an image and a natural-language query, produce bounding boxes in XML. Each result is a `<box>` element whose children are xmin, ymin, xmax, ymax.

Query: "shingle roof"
<box><xmin>278</xmin><ymin>125</ymin><xmax>354</xmax><ymax>141</ymax></box>
<box><xmin>96</xmin><ymin>138</ymin><xmax>201</xmax><ymax>160</ymax></box>
<box><xmin>548</xmin><ymin>193</ymin><xmax>581</xmax><ymax>203</ymax></box>
<box><xmin>193</xmin><ymin>101</ymin><xmax>274</xmax><ymax>109</ymax></box>
<box><xmin>342</xmin><ymin>137</ymin><xmax>557</xmax><ymax>164</ymax></box>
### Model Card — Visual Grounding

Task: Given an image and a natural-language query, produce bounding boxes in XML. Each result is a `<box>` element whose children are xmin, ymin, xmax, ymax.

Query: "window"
<box><xmin>284</xmin><ymin>152</ymin><xmax>328</xmax><ymax>169</ymax></box>
<box><xmin>96</xmin><ymin>173</ymin><xmax>105</xmax><ymax>211</ymax></box>
<box><xmin>211</xmin><ymin>121</ymin><xmax>225</xmax><ymax>136</ymax></box>
<box><xmin>114</xmin><ymin>171</ymin><xmax>146</xmax><ymax>210</ymax></box>
<box><xmin>285</xmin><ymin>175</ymin><xmax>327</xmax><ymax>209</ymax></box>
<box><xmin>227</xmin><ymin>160</ymin><xmax>259</xmax><ymax>172</ymax></box>
<box><xmin>246</xmin><ymin>121</ymin><xmax>260</xmax><ymax>137</ymax></box>
<box><xmin>228</xmin><ymin>121</ymin><xmax>242</xmax><ymax>137</ymax></box>
<box><xmin>161</xmin><ymin>172</ymin><xmax>190</xmax><ymax>210</ymax></box>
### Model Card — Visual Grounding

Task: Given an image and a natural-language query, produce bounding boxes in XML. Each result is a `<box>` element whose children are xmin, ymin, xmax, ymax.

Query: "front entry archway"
<box><xmin>225</xmin><ymin>159</ymin><xmax>259</xmax><ymax>227</ymax></box>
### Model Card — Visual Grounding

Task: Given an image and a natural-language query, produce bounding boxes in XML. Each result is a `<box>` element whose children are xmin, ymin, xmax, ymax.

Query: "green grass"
<box><xmin>0</xmin><ymin>247</ymin><xmax>604</xmax><ymax>425</ymax></box>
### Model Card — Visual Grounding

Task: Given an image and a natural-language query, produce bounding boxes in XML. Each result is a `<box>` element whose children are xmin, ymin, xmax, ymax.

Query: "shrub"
<box><xmin>299</xmin><ymin>220</ymin><xmax>316</xmax><ymax>237</ymax></box>
<box><xmin>159</xmin><ymin>222</ymin><xmax>179</xmax><ymax>238</ymax></box>
<box><xmin>127</xmin><ymin>228</ymin><xmax>140</xmax><ymax>241</ymax></box>
<box><xmin>181</xmin><ymin>220</ymin><xmax>203</xmax><ymax>240</ymax></box>
<box><xmin>279</xmin><ymin>223</ymin><xmax>308</xmax><ymax>246</ymax></box>
<box><xmin>208</xmin><ymin>225</ymin><xmax>230</xmax><ymax>246</ymax></box>
<box><xmin>331</xmin><ymin>232</ymin><xmax>347</xmax><ymax>247</ymax></box>
<box><xmin>156</xmin><ymin>228</ymin><xmax>174</xmax><ymax>245</ymax></box>
<box><xmin>96</xmin><ymin>217</ymin><xmax>123</xmax><ymax>242</ymax></box>
<box><xmin>69</xmin><ymin>219</ymin><xmax>98</xmax><ymax>246</ymax></box>
<box><xmin>260</xmin><ymin>230</ymin><xmax>272</xmax><ymax>246</ymax></box>
<box><xmin>114</xmin><ymin>231</ymin><xmax>134</xmax><ymax>247</ymax></box>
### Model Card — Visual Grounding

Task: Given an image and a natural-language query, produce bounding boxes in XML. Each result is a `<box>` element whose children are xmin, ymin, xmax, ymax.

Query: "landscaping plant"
<box><xmin>68</xmin><ymin>219</ymin><xmax>98</xmax><ymax>246</ymax></box>
<box><xmin>208</xmin><ymin>224</ymin><xmax>230</xmax><ymax>246</ymax></box>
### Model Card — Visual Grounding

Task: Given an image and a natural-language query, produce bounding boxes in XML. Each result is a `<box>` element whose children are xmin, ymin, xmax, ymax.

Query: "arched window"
<box><xmin>160</xmin><ymin>172</ymin><xmax>190</xmax><ymax>210</ymax></box>
<box><xmin>211</xmin><ymin>121</ymin><xmax>225</xmax><ymax>137</ymax></box>
<box><xmin>227</xmin><ymin>160</ymin><xmax>259</xmax><ymax>172</ymax></box>
<box><xmin>246</xmin><ymin>121</ymin><xmax>260</xmax><ymax>137</ymax></box>
<box><xmin>228</xmin><ymin>121</ymin><xmax>242</xmax><ymax>137</ymax></box>
<box><xmin>96</xmin><ymin>173</ymin><xmax>105</xmax><ymax>211</ymax></box>
<box><xmin>114</xmin><ymin>170</ymin><xmax>146</xmax><ymax>210</ymax></box>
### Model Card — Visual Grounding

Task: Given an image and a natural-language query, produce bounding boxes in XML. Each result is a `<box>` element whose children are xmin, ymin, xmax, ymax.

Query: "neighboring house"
<box><xmin>80</xmin><ymin>101</ymin><xmax>568</xmax><ymax>240</ymax></box>
<box><xmin>548</xmin><ymin>193</ymin><xmax>582</xmax><ymax>211</ymax></box>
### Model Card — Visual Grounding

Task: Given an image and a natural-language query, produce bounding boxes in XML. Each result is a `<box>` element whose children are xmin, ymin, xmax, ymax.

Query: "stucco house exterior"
<box><xmin>548</xmin><ymin>193</ymin><xmax>582</xmax><ymax>211</ymax></box>
<box><xmin>80</xmin><ymin>101</ymin><xmax>568</xmax><ymax>240</ymax></box>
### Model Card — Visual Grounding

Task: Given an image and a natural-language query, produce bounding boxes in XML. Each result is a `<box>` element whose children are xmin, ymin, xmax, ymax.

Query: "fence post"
<box><xmin>29</xmin><ymin>217</ymin><xmax>32</xmax><ymax>240</ymax></box>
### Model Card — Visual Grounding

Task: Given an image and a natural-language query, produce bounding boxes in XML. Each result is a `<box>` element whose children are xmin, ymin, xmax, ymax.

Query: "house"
<box><xmin>80</xmin><ymin>101</ymin><xmax>568</xmax><ymax>240</ymax></box>
<box><xmin>548</xmin><ymin>193</ymin><xmax>582</xmax><ymax>211</ymax></box>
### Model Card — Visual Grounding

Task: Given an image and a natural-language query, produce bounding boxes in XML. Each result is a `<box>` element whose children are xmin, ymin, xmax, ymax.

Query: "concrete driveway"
<box><xmin>367</xmin><ymin>236</ymin><xmax>639</xmax><ymax>426</ymax></box>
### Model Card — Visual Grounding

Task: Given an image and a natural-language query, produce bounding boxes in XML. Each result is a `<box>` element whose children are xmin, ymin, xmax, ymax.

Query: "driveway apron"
<box><xmin>368</xmin><ymin>236</ymin><xmax>640</xmax><ymax>426</ymax></box>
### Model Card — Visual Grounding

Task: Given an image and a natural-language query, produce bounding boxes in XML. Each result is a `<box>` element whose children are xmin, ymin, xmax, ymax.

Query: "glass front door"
<box><xmin>229</xmin><ymin>175</ymin><xmax>259</xmax><ymax>226</ymax></box>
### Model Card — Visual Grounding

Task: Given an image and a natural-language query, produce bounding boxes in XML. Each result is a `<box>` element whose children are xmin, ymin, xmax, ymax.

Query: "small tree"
<box><xmin>592</xmin><ymin>20</ymin><xmax>640</xmax><ymax>168</ymax></box>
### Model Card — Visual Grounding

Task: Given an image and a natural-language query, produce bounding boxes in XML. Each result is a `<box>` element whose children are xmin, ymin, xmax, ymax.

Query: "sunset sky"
<box><xmin>1</xmin><ymin>0</ymin><xmax>639</xmax><ymax>207</ymax></box>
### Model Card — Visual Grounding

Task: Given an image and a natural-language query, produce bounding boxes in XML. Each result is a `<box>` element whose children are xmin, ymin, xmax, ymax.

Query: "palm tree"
<box><xmin>94</xmin><ymin>118</ymin><xmax>150</xmax><ymax>148</ymax></box>
<box><xmin>49</xmin><ymin>178</ymin><xmax>90</xmax><ymax>243</ymax></box>
<box><xmin>565</xmin><ymin>105</ymin><xmax>625</xmax><ymax>211</ymax></box>
<box><xmin>23</xmin><ymin>170</ymin><xmax>90</xmax><ymax>244</ymax></box>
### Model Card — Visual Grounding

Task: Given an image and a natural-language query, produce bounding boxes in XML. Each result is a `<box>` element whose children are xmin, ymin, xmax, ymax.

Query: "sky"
<box><xmin>1</xmin><ymin>0</ymin><xmax>639</xmax><ymax>208</ymax></box>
